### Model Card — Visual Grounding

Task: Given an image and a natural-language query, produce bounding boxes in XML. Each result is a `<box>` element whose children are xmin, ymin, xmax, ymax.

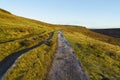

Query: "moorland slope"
<box><xmin>0</xmin><ymin>9</ymin><xmax>120</xmax><ymax>80</ymax></box>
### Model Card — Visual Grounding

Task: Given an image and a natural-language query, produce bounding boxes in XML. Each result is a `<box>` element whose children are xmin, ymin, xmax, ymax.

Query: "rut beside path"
<box><xmin>47</xmin><ymin>31</ymin><xmax>89</xmax><ymax>80</ymax></box>
<box><xmin>0</xmin><ymin>32</ymin><xmax>54</xmax><ymax>80</ymax></box>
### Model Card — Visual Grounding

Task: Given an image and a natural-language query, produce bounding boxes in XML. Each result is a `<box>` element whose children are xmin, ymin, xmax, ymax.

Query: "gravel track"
<box><xmin>47</xmin><ymin>31</ymin><xmax>89</xmax><ymax>80</ymax></box>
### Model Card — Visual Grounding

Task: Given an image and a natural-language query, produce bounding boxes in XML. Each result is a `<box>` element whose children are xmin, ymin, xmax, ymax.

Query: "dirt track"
<box><xmin>47</xmin><ymin>31</ymin><xmax>89</xmax><ymax>80</ymax></box>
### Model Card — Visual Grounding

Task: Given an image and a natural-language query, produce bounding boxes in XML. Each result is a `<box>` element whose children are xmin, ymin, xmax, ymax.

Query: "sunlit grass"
<box><xmin>58</xmin><ymin>25</ymin><xmax>120</xmax><ymax>46</ymax></box>
<box><xmin>0</xmin><ymin>8</ymin><xmax>56</xmax><ymax>63</ymax></box>
<box><xmin>4</xmin><ymin>32</ymin><xmax>57</xmax><ymax>80</ymax></box>
<box><xmin>1</xmin><ymin>8</ymin><xmax>120</xmax><ymax>80</ymax></box>
<box><xmin>0</xmin><ymin>32</ymin><xmax>51</xmax><ymax>62</ymax></box>
<box><xmin>0</xmin><ymin>9</ymin><xmax>54</xmax><ymax>43</ymax></box>
<box><xmin>62</xmin><ymin>29</ymin><xmax>120</xmax><ymax>80</ymax></box>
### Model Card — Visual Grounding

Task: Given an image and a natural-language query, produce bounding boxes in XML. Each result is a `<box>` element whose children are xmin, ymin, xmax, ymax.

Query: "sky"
<box><xmin>0</xmin><ymin>0</ymin><xmax>120</xmax><ymax>29</ymax></box>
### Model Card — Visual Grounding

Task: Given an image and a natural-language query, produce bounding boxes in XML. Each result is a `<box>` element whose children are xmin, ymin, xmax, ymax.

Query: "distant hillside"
<box><xmin>91</xmin><ymin>29</ymin><xmax>120</xmax><ymax>38</ymax></box>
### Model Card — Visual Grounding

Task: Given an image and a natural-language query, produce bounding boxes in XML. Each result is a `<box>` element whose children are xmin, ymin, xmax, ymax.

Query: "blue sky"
<box><xmin>0</xmin><ymin>0</ymin><xmax>120</xmax><ymax>28</ymax></box>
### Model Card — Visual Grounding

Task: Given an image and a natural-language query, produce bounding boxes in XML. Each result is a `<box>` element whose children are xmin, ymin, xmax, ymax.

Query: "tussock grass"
<box><xmin>4</xmin><ymin>32</ymin><xmax>57</xmax><ymax>80</ymax></box>
<box><xmin>1</xmin><ymin>9</ymin><xmax>120</xmax><ymax>80</ymax></box>
<box><xmin>0</xmin><ymin>9</ymin><xmax>58</xmax><ymax>80</ymax></box>
<box><xmin>0</xmin><ymin>8</ymin><xmax>54</xmax><ymax>43</ymax></box>
<box><xmin>62</xmin><ymin>29</ymin><xmax>120</xmax><ymax>80</ymax></box>
<box><xmin>0</xmin><ymin>32</ymin><xmax>51</xmax><ymax>62</ymax></box>
<box><xmin>0</xmin><ymin>8</ymin><xmax>56</xmax><ymax>62</ymax></box>
<box><xmin>58</xmin><ymin>25</ymin><xmax>120</xmax><ymax>46</ymax></box>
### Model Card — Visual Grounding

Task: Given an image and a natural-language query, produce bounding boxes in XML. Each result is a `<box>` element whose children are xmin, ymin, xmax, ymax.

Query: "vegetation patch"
<box><xmin>4</xmin><ymin>32</ymin><xmax>57</xmax><ymax>80</ymax></box>
<box><xmin>62</xmin><ymin>29</ymin><xmax>120</xmax><ymax>80</ymax></box>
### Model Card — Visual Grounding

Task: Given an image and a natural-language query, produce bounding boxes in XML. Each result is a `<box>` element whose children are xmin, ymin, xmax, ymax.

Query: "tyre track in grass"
<box><xmin>0</xmin><ymin>32</ymin><xmax>54</xmax><ymax>80</ymax></box>
<box><xmin>47</xmin><ymin>31</ymin><xmax>89</xmax><ymax>80</ymax></box>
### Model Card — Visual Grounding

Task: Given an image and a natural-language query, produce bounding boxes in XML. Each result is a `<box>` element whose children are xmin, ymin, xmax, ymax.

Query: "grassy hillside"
<box><xmin>55</xmin><ymin>25</ymin><xmax>120</xmax><ymax>46</ymax></box>
<box><xmin>59</xmin><ymin>26</ymin><xmax>120</xmax><ymax>80</ymax></box>
<box><xmin>0</xmin><ymin>8</ymin><xmax>56</xmax><ymax>62</ymax></box>
<box><xmin>4</xmin><ymin>33</ymin><xmax>57</xmax><ymax>80</ymax></box>
<box><xmin>0</xmin><ymin>8</ymin><xmax>54</xmax><ymax>43</ymax></box>
<box><xmin>0</xmin><ymin>8</ymin><xmax>57</xmax><ymax>80</ymax></box>
<box><xmin>0</xmin><ymin>9</ymin><xmax>120</xmax><ymax>80</ymax></box>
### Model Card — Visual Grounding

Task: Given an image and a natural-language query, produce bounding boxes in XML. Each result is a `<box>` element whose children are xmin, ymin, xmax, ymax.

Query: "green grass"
<box><xmin>0</xmin><ymin>9</ymin><xmax>58</xmax><ymax>80</ymax></box>
<box><xmin>1</xmin><ymin>8</ymin><xmax>120</xmax><ymax>80</ymax></box>
<box><xmin>4</xmin><ymin>32</ymin><xmax>57</xmax><ymax>80</ymax></box>
<box><xmin>0</xmin><ymin>9</ymin><xmax>54</xmax><ymax>43</ymax></box>
<box><xmin>0</xmin><ymin>8</ymin><xmax>56</xmax><ymax>62</ymax></box>
<box><xmin>0</xmin><ymin>32</ymin><xmax>52</xmax><ymax>62</ymax></box>
<box><xmin>62</xmin><ymin>28</ymin><xmax>120</xmax><ymax>80</ymax></box>
<box><xmin>57</xmin><ymin>25</ymin><xmax>120</xmax><ymax>46</ymax></box>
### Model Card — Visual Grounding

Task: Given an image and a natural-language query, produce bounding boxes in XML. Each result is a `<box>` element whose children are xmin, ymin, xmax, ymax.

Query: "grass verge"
<box><xmin>3</xmin><ymin>32</ymin><xmax>57</xmax><ymax>80</ymax></box>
